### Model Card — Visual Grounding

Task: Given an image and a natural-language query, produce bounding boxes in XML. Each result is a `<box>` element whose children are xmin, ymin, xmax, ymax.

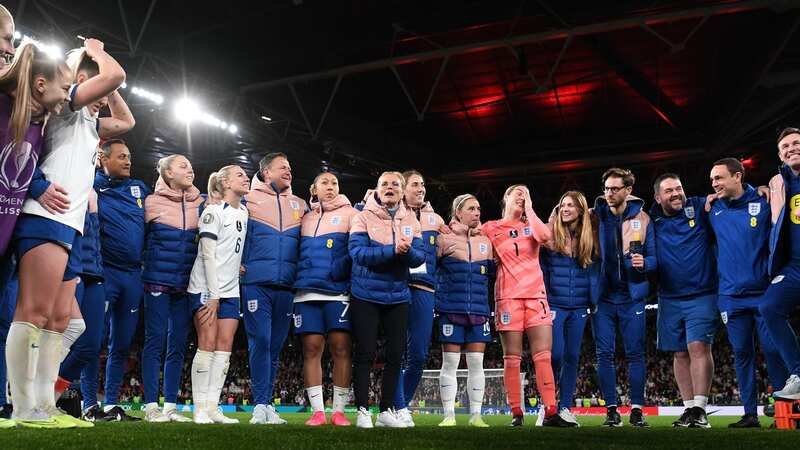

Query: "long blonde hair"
<box><xmin>207</xmin><ymin>165</ymin><xmax>239</xmax><ymax>201</ymax></box>
<box><xmin>156</xmin><ymin>154</ymin><xmax>184</xmax><ymax>185</ymax></box>
<box><xmin>0</xmin><ymin>42</ymin><xmax>69</xmax><ymax>147</ymax></box>
<box><xmin>552</xmin><ymin>191</ymin><xmax>596</xmax><ymax>268</ymax></box>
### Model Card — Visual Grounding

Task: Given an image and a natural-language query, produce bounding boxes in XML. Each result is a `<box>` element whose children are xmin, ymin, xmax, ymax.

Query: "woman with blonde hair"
<box><xmin>349</xmin><ymin>171</ymin><xmax>424</xmax><ymax>428</ymax></box>
<box><xmin>140</xmin><ymin>154</ymin><xmax>204</xmax><ymax>422</ymax></box>
<box><xmin>435</xmin><ymin>194</ymin><xmax>494</xmax><ymax>427</ymax></box>
<box><xmin>540</xmin><ymin>191</ymin><xmax>599</xmax><ymax>426</ymax></box>
<box><xmin>8</xmin><ymin>38</ymin><xmax>124</xmax><ymax>428</ymax></box>
<box><xmin>188</xmin><ymin>165</ymin><xmax>249</xmax><ymax>425</ymax></box>
<box><xmin>482</xmin><ymin>184</ymin><xmax>572</xmax><ymax>427</ymax></box>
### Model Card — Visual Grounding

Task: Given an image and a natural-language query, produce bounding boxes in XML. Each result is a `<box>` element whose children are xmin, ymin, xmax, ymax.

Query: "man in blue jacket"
<box><xmin>93</xmin><ymin>139</ymin><xmax>149</xmax><ymax>421</ymax></box>
<box><xmin>708</xmin><ymin>157</ymin><xmax>788</xmax><ymax>428</ymax></box>
<box><xmin>593</xmin><ymin>168</ymin><xmax>656</xmax><ymax>428</ymax></box>
<box><xmin>760</xmin><ymin>127</ymin><xmax>800</xmax><ymax>400</ymax></box>
<box><xmin>242</xmin><ymin>152</ymin><xmax>307</xmax><ymax>425</ymax></box>
<box><xmin>650</xmin><ymin>173</ymin><xmax>717</xmax><ymax>428</ymax></box>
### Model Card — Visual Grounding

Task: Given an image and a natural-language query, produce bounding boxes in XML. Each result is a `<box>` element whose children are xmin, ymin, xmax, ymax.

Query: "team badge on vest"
<box><xmin>203</xmin><ymin>213</ymin><xmax>213</xmax><ymax>224</ymax></box>
<box><xmin>247</xmin><ymin>299</ymin><xmax>258</xmax><ymax>313</ymax></box>
<box><xmin>326</xmin><ymin>239</ymin><xmax>333</xmax><ymax>249</ymax></box>
<box><xmin>290</xmin><ymin>200</ymin><xmax>300</xmax><ymax>220</ymax></box>
<box><xmin>500</xmin><ymin>311</ymin><xmax>512</xmax><ymax>325</ymax></box>
<box><xmin>523</xmin><ymin>227</ymin><xmax>531</xmax><ymax>237</ymax></box>
<box><xmin>236</xmin><ymin>220</ymin><xmax>243</xmax><ymax>232</ymax></box>
<box><xmin>509</xmin><ymin>229</ymin><xmax>518</xmax><ymax>238</ymax></box>
<box><xmin>428</xmin><ymin>215</ymin><xmax>436</xmax><ymax>225</ymax></box>
<box><xmin>293</xmin><ymin>314</ymin><xmax>302</xmax><ymax>328</ymax></box>
<box><xmin>479</xmin><ymin>243</ymin><xmax>488</xmax><ymax>255</ymax></box>
<box><xmin>442</xmin><ymin>324</ymin><xmax>453</xmax><ymax>337</ymax></box>
<box><xmin>720</xmin><ymin>311</ymin><xmax>728</xmax><ymax>324</ymax></box>
<box><xmin>748</xmin><ymin>202</ymin><xmax>760</xmax><ymax>216</ymax></box>
<box><xmin>684</xmin><ymin>206</ymin><xmax>695</xmax><ymax>219</ymax></box>
<box><xmin>130</xmin><ymin>186</ymin><xmax>141</xmax><ymax>198</ymax></box>
<box><xmin>631</xmin><ymin>220</ymin><xmax>641</xmax><ymax>231</ymax></box>
<box><xmin>402</xmin><ymin>225</ymin><xmax>412</xmax><ymax>238</ymax></box>
<box><xmin>331</xmin><ymin>216</ymin><xmax>341</xmax><ymax>226</ymax></box>
<box><xmin>290</xmin><ymin>200</ymin><xmax>300</xmax><ymax>210</ymax></box>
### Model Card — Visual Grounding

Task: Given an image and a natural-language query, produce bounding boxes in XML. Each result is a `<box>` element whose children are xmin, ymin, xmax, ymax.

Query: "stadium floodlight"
<box><xmin>260</xmin><ymin>115</ymin><xmax>272</xmax><ymax>122</ymax></box>
<box><xmin>174</xmin><ymin>98</ymin><xmax>200</xmax><ymax>122</ymax></box>
<box><xmin>228</xmin><ymin>124</ymin><xmax>238</xmax><ymax>134</ymax></box>
<box><xmin>130</xmin><ymin>86</ymin><xmax>164</xmax><ymax>105</ymax></box>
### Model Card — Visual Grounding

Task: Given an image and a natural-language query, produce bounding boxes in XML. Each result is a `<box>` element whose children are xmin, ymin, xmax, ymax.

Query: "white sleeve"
<box><xmin>198</xmin><ymin>207</ymin><xmax>222</xmax><ymax>240</ymax></box>
<box><xmin>199</xmin><ymin>236</ymin><xmax>220</xmax><ymax>299</ymax></box>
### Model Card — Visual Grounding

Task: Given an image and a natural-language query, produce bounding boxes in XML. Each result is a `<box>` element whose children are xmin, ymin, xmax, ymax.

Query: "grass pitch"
<box><xmin>0</xmin><ymin>412</ymin><xmax>795</xmax><ymax>449</ymax></box>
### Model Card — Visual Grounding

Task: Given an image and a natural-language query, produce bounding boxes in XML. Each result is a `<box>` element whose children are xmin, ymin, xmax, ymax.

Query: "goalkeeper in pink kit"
<box><xmin>482</xmin><ymin>184</ymin><xmax>574</xmax><ymax>427</ymax></box>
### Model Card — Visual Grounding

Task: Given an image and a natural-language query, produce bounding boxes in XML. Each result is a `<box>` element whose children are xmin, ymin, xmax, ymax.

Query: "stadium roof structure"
<box><xmin>8</xmin><ymin>0</ymin><xmax>800</xmax><ymax>206</ymax></box>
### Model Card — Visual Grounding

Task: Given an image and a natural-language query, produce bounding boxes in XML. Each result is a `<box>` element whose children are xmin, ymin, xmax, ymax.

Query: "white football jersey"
<box><xmin>22</xmin><ymin>84</ymin><xmax>99</xmax><ymax>232</ymax></box>
<box><xmin>188</xmin><ymin>202</ymin><xmax>248</xmax><ymax>298</ymax></box>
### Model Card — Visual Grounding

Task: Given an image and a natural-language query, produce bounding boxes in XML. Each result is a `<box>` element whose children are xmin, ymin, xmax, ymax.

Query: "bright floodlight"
<box><xmin>174</xmin><ymin>98</ymin><xmax>200</xmax><ymax>122</ymax></box>
<box><xmin>228</xmin><ymin>124</ymin><xmax>238</xmax><ymax>134</ymax></box>
<box><xmin>260</xmin><ymin>115</ymin><xmax>272</xmax><ymax>122</ymax></box>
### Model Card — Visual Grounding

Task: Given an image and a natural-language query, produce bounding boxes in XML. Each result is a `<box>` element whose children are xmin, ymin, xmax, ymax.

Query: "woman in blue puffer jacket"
<box><xmin>140</xmin><ymin>154</ymin><xmax>204</xmax><ymax>423</ymax></box>
<box><xmin>540</xmin><ymin>191</ymin><xmax>599</xmax><ymax>426</ymax></box>
<box><xmin>293</xmin><ymin>172</ymin><xmax>358</xmax><ymax>427</ymax></box>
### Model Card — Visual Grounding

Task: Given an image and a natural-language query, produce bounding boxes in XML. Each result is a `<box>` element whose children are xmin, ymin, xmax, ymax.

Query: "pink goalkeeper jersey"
<box><xmin>483</xmin><ymin>217</ymin><xmax>551</xmax><ymax>300</ymax></box>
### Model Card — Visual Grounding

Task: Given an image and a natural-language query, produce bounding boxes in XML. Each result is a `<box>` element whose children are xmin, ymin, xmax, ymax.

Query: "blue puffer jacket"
<box><xmin>434</xmin><ymin>222</ymin><xmax>494</xmax><ymax>317</ymax></box>
<box><xmin>141</xmin><ymin>177</ymin><xmax>205</xmax><ymax>289</ymax></box>
<box><xmin>241</xmin><ymin>175</ymin><xmax>307</xmax><ymax>288</ymax></box>
<box><xmin>293</xmin><ymin>194</ymin><xmax>358</xmax><ymax>295</ymax></box>
<box><xmin>94</xmin><ymin>171</ymin><xmax>150</xmax><ymax>272</ymax></box>
<box><xmin>540</xmin><ymin>249</ymin><xmax>600</xmax><ymax>309</ymax></box>
<box><xmin>407</xmin><ymin>202</ymin><xmax>444</xmax><ymax>290</ymax></box>
<box><xmin>349</xmin><ymin>192</ymin><xmax>425</xmax><ymax>304</ymax></box>
<box><xmin>80</xmin><ymin>190</ymin><xmax>103</xmax><ymax>280</ymax></box>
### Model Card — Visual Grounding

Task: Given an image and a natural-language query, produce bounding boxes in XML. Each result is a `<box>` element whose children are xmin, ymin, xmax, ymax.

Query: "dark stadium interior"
<box><xmin>7</xmin><ymin>0</ymin><xmax>800</xmax><ymax>217</ymax></box>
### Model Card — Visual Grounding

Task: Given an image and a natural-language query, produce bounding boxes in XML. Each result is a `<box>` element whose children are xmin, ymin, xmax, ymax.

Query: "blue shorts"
<box><xmin>190</xmin><ymin>293</ymin><xmax>241</xmax><ymax>320</ymax></box>
<box><xmin>293</xmin><ymin>301</ymin><xmax>350</xmax><ymax>334</ymax></box>
<box><xmin>437</xmin><ymin>315</ymin><xmax>492</xmax><ymax>344</ymax></box>
<box><xmin>656</xmin><ymin>293</ymin><xmax>719</xmax><ymax>351</ymax></box>
<box><xmin>13</xmin><ymin>215</ymin><xmax>81</xmax><ymax>281</ymax></box>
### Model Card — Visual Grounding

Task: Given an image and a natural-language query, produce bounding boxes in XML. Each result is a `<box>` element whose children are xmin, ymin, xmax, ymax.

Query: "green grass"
<box><xmin>0</xmin><ymin>412</ymin><xmax>796</xmax><ymax>449</ymax></box>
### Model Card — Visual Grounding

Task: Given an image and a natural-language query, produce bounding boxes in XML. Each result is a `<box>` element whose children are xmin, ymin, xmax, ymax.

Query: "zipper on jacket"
<box><xmin>466</xmin><ymin>234</ymin><xmax>472</xmax><ymax>315</ymax></box>
<box><xmin>314</xmin><ymin>208</ymin><xmax>324</xmax><ymax>237</ymax></box>
<box><xmin>276</xmin><ymin>192</ymin><xmax>284</xmax><ymax>279</ymax></box>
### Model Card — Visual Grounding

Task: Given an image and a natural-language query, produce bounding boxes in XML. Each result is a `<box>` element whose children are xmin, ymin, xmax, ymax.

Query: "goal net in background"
<box><xmin>409</xmin><ymin>369</ymin><xmax>526</xmax><ymax>413</ymax></box>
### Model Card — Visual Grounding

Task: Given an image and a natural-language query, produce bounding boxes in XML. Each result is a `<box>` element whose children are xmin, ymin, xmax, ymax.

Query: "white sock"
<box><xmin>306</xmin><ymin>385</ymin><xmax>324</xmax><ymax>413</ymax></box>
<box><xmin>145</xmin><ymin>401</ymin><xmax>158</xmax><ymax>410</ymax></box>
<box><xmin>191</xmin><ymin>350</ymin><xmax>213</xmax><ymax>412</ymax></box>
<box><xmin>439</xmin><ymin>352</ymin><xmax>460</xmax><ymax>419</ymax></box>
<box><xmin>60</xmin><ymin>319</ymin><xmax>86</xmax><ymax>362</ymax></box>
<box><xmin>632</xmin><ymin>404</ymin><xmax>642</xmax><ymax>410</ymax></box>
<box><xmin>6</xmin><ymin>322</ymin><xmax>42</xmax><ymax>417</ymax></box>
<box><xmin>332</xmin><ymin>385</ymin><xmax>349</xmax><ymax>413</ymax></box>
<box><xmin>466</xmin><ymin>352</ymin><xmax>485</xmax><ymax>416</ymax></box>
<box><xmin>694</xmin><ymin>395</ymin><xmax>708</xmax><ymax>410</ymax></box>
<box><xmin>163</xmin><ymin>402</ymin><xmax>177</xmax><ymax>412</ymax></box>
<box><xmin>103</xmin><ymin>404</ymin><xmax>117</xmax><ymax>413</ymax></box>
<box><xmin>206</xmin><ymin>351</ymin><xmax>230</xmax><ymax>410</ymax></box>
<box><xmin>683</xmin><ymin>399</ymin><xmax>695</xmax><ymax>409</ymax></box>
<box><xmin>34</xmin><ymin>329</ymin><xmax>63</xmax><ymax>410</ymax></box>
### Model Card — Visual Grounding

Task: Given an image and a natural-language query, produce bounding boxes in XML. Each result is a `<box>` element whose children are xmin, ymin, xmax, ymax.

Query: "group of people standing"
<box><xmin>1</xmin><ymin>2</ymin><xmax>800</xmax><ymax>433</ymax></box>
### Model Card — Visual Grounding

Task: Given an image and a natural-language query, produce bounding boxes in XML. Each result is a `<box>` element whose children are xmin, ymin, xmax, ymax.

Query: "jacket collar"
<box><xmin>154</xmin><ymin>176</ymin><xmax>200</xmax><ymax>202</ymax></box>
<box><xmin>310</xmin><ymin>194</ymin><xmax>351</xmax><ymax>213</ymax></box>
<box><xmin>364</xmin><ymin>191</ymin><xmax>408</xmax><ymax>220</ymax></box>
